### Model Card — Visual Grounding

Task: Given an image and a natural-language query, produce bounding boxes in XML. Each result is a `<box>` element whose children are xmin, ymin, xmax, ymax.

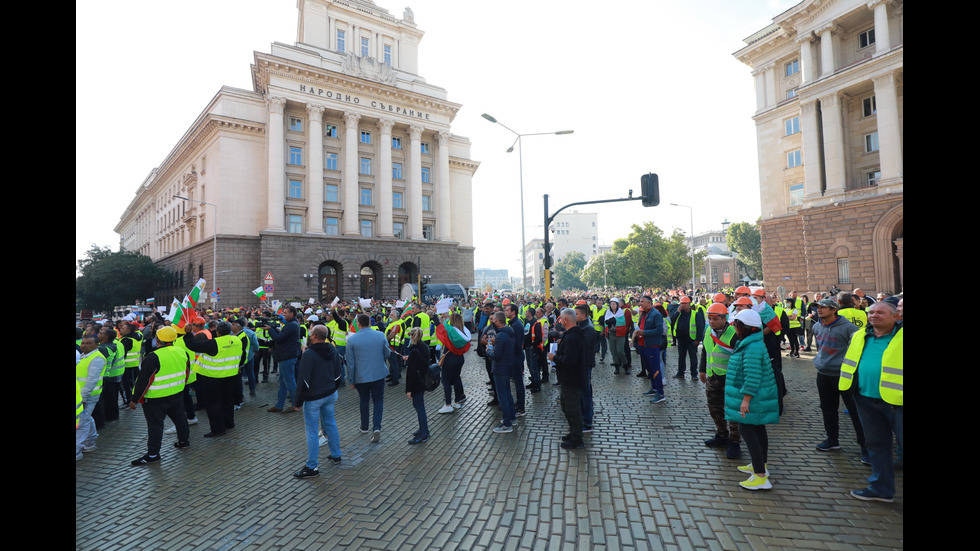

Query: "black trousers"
<box><xmin>142</xmin><ymin>393</ymin><xmax>189</xmax><ymax>455</ymax></box>
<box><xmin>196</xmin><ymin>375</ymin><xmax>237</xmax><ymax>434</ymax></box>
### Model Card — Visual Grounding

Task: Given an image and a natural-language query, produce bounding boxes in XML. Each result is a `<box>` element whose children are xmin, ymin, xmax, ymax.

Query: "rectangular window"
<box><xmin>787</xmin><ymin>149</ymin><xmax>802</xmax><ymax>168</ymax></box>
<box><xmin>863</xmin><ymin>96</ymin><xmax>877</xmax><ymax>117</ymax></box>
<box><xmin>393</xmin><ymin>222</ymin><xmax>404</xmax><ymax>239</ymax></box>
<box><xmin>392</xmin><ymin>137</ymin><xmax>402</xmax><ymax>149</ymax></box>
<box><xmin>325</xmin><ymin>152</ymin><xmax>338</xmax><ymax>171</ymax></box>
<box><xmin>360</xmin><ymin>158</ymin><xmax>372</xmax><ymax>175</ymax></box>
<box><xmin>423</xmin><ymin>224</ymin><xmax>433</xmax><ymax>241</ymax></box>
<box><xmin>325</xmin><ymin>217</ymin><xmax>339</xmax><ymax>236</ymax></box>
<box><xmin>325</xmin><ymin>124</ymin><xmax>338</xmax><ymax>138</ymax></box>
<box><xmin>288</xmin><ymin>215</ymin><xmax>303</xmax><ymax>234</ymax></box>
<box><xmin>422</xmin><ymin>195</ymin><xmax>431</xmax><ymax>212</ymax></box>
<box><xmin>784</xmin><ymin>116</ymin><xmax>800</xmax><ymax>136</ymax></box>
<box><xmin>785</xmin><ymin>59</ymin><xmax>799</xmax><ymax>77</ymax></box>
<box><xmin>360</xmin><ymin>220</ymin><xmax>373</xmax><ymax>237</ymax></box>
<box><xmin>864</xmin><ymin>132</ymin><xmax>879</xmax><ymax>153</ymax></box>
<box><xmin>289</xmin><ymin>146</ymin><xmax>303</xmax><ymax>166</ymax></box>
<box><xmin>384</xmin><ymin>44</ymin><xmax>392</xmax><ymax>66</ymax></box>
<box><xmin>289</xmin><ymin>116</ymin><xmax>303</xmax><ymax>132</ymax></box>
<box><xmin>420</xmin><ymin>142</ymin><xmax>430</xmax><ymax>154</ymax></box>
<box><xmin>360</xmin><ymin>131</ymin><xmax>371</xmax><ymax>144</ymax></box>
<box><xmin>360</xmin><ymin>188</ymin><xmax>372</xmax><ymax>206</ymax></box>
<box><xmin>859</xmin><ymin>28</ymin><xmax>875</xmax><ymax>49</ymax></box>
<box><xmin>787</xmin><ymin>88</ymin><xmax>798</xmax><ymax>99</ymax></box>
<box><xmin>337</xmin><ymin>30</ymin><xmax>346</xmax><ymax>54</ymax></box>
<box><xmin>288</xmin><ymin>179</ymin><xmax>303</xmax><ymax>199</ymax></box>
<box><xmin>421</xmin><ymin>167</ymin><xmax>430</xmax><ymax>183</ymax></box>
<box><xmin>837</xmin><ymin>258</ymin><xmax>850</xmax><ymax>285</ymax></box>
<box><xmin>392</xmin><ymin>163</ymin><xmax>403</xmax><ymax>180</ymax></box>
<box><xmin>361</xmin><ymin>37</ymin><xmax>369</xmax><ymax>57</ymax></box>
<box><xmin>789</xmin><ymin>183</ymin><xmax>804</xmax><ymax>206</ymax></box>
<box><xmin>325</xmin><ymin>184</ymin><xmax>339</xmax><ymax>202</ymax></box>
<box><xmin>392</xmin><ymin>192</ymin><xmax>403</xmax><ymax>209</ymax></box>
<box><xmin>866</xmin><ymin>170</ymin><xmax>881</xmax><ymax>187</ymax></box>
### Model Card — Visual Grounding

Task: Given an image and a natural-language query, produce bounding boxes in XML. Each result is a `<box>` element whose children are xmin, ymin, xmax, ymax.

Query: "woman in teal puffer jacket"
<box><xmin>725</xmin><ymin>309</ymin><xmax>779</xmax><ymax>490</ymax></box>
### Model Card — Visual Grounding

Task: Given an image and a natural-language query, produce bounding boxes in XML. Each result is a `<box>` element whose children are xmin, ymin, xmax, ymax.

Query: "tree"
<box><xmin>76</xmin><ymin>245</ymin><xmax>172</xmax><ymax>312</ymax></box>
<box><xmin>613</xmin><ymin>222</ymin><xmax>704</xmax><ymax>288</ymax></box>
<box><xmin>726</xmin><ymin>221</ymin><xmax>763</xmax><ymax>279</ymax></box>
<box><xmin>553</xmin><ymin>251</ymin><xmax>587</xmax><ymax>291</ymax></box>
<box><xmin>581</xmin><ymin>251</ymin><xmax>628</xmax><ymax>289</ymax></box>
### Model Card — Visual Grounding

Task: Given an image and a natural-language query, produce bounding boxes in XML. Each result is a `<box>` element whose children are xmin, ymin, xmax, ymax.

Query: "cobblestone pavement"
<box><xmin>76</xmin><ymin>344</ymin><xmax>903</xmax><ymax>550</ymax></box>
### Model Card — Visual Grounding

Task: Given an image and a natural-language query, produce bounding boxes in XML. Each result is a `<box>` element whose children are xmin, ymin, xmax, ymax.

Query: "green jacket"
<box><xmin>724</xmin><ymin>331</ymin><xmax>779</xmax><ymax>426</ymax></box>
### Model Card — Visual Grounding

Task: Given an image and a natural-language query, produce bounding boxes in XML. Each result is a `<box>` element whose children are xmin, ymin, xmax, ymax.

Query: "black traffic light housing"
<box><xmin>641</xmin><ymin>173</ymin><xmax>660</xmax><ymax>207</ymax></box>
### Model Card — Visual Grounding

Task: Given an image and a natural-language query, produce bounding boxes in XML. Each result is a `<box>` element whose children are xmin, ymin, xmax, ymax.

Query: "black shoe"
<box><xmin>173</xmin><ymin>441</ymin><xmax>190</xmax><ymax>449</ymax></box>
<box><xmin>131</xmin><ymin>454</ymin><xmax>160</xmax><ymax>467</ymax></box>
<box><xmin>294</xmin><ymin>466</ymin><xmax>319</xmax><ymax>479</ymax></box>
<box><xmin>525</xmin><ymin>383</ymin><xmax>535</xmax><ymax>389</ymax></box>
<box><xmin>637</xmin><ymin>372</ymin><xmax>648</xmax><ymax>378</ymax></box>
<box><xmin>408</xmin><ymin>435</ymin><xmax>429</xmax><ymax>445</ymax></box>
<box><xmin>487</xmin><ymin>399</ymin><xmax>500</xmax><ymax>406</ymax></box>
<box><xmin>704</xmin><ymin>437</ymin><xmax>729</xmax><ymax>448</ymax></box>
<box><xmin>327</xmin><ymin>455</ymin><xmax>342</xmax><ymax>464</ymax></box>
<box><xmin>561</xmin><ymin>433</ymin><xmax>572</xmax><ymax>442</ymax></box>
<box><xmin>561</xmin><ymin>440</ymin><xmax>585</xmax><ymax>450</ymax></box>
<box><xmin>673</xmin><ymin>374</ymin><xmax>685</xmax><ymax>379</ymax></box>
<box><xmin>387</xmin><ymin>380</ymin><xmax>400</xmax><ymax>386</ymax></box>
<box><xmin>203</xmin><ymin>431</ymin><xmax>226</xmax><ymax>438</ymax></box>
<box><xmin>614</xmin><ymin>366</ymin><xmax>620</xmax><ymax>374</ymax></box>
<box><xmin>529</xmin><ymin>387</ymin><xmax>541</xmax><ymax>393</ymax></box>
<box><xmin>726</xmin><ymin>442</ymin><xmax>742</xmax><ymax>459</ymax></box>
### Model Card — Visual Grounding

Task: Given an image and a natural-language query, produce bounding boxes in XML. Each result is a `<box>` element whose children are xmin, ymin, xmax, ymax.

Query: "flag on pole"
<box><xmin>271</xmin><ymin>299</ymin><xmax>283</xmax><ymax>315</ymax></box>
<box><xmin>146</xmin><ymin>297</ymin><xmax>155</xmax><ymax>305</ymax></box>
<box><xmin>168</xmin><ymin>298</ymin><xmax>184</xmax><ymax>327</ymax></box>
<box><xmin>435</xmin><ymin>321</ymin><xmax>471</xmax><ymax>354</ymax></box>
<box><xmin>252</xmin><ymin>286</ymin><xmax>267</xmax><ymax>301</ymax></box>
<box><xmin>187</xmin><ymin>279</ymin><xmax>207</xmax><ymax>307</ymax></box>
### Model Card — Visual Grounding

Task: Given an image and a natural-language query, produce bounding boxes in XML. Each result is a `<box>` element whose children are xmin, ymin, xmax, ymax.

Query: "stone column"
<box><xmin>817</xmin><ymin>23</ymin><xmax>838</xmax><ymax>78</ymax></box>
<box><xmin>408</xmin><ymin>124</ymin><xmax>424</xmax><ymax>239</ymax></box>
<box><xmin>342</xmin><ymin>112</ymin><xmax>361</xmax><ymax>236</ymax></box>
<box><xmin>873</xmin><ymin>71</ymin><xmax>903</xmax><ymax>184</ymax></box>
<box><xmin>266</xmin><ymin>96</ymin><xmax>287</xmax><ymax>232</ymax></box>
<box><xmin>797</xmin><ymin>33</ymin><xmax>815</xmax><ymax>84</ymax></box>
<box><xmin>801</xmin><ymin>100</ymin><xmax>823</xmax><ymax>199</ymax></box>
<box><xmin>820</xmin><ymin>93</ymin><xmax>847</xmax><ymax>194</ymax></box>
<box><xmin>751</xmin><ymin>68</ymin><xmax>766</xmax><ymax>111</ymax></box>
<box><xmin>435</xmin><ymin>131</ymin><xmax>452</xmax><ymax>241</ymax></box>
<box><xmin>762</xmin><ymin>63</ymin><xmax>776</xmax><ymax>108</ymax></box>
<box><xmin>870</xmin><ymin>0</ymin><xmax>891</xmax><ymax>55</ymax></box>
<box><xmin>306</xmin><ymin>104</ymin><xmax>325</xmax><ymax>234</ymax></box>
<box><xmin>377</xmin><ymin>119</ymin><xmax>395</xmax><ymax>237</ymax></box>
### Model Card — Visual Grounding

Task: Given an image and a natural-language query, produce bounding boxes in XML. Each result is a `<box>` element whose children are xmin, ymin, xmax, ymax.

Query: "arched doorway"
<box><xmin>360</xmin><ymin>263</ymin><xmax>381</xmax><ymax>298</ymax></box>
<box><xmin>398</xmin><ymin>262</ymin><xmax>417</xmax><ymax>289</ymax></box>
<box><xmin>319</xmin><ymin>261</ymin><xmax>342</xmax><ymax>302</ymax></box>
<box><xmin>872</xmin><ymin>204</ymin><xmax>903</xmax><ymax>293</ymax></box>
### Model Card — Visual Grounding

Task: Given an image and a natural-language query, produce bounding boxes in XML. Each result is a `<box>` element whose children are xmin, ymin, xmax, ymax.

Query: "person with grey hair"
<box><xmin>549</xmin><ymin>308</ymin><xmax>588</xmax><ymax>449</ymax></box>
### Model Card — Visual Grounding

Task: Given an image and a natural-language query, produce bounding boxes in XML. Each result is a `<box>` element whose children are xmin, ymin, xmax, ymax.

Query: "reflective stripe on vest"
<box><xmin>672</xmin><ymin>310</ymin><xmax>697</xmax><ymax>339</ymax></box>
<box><xmin>174</xmin><ymin>335</ymin><xmax>198</xmax><ymax>384</ymax></box>
<box><xmin>145</xmin><ymin>346</ymin><xmax>189</xmax><ymax>398</ymax></box>
<box><xmin>703</xmin><ymin>325</ymin><xmax>737</xmax><ymax>377</ymax></box>
<box><xmin>76</xmin><ymin>351</ymin><xmax>107</xmax><ymax>398</ymax></box>
<box><xmin>193</xmin><ymin>335</ymin><xmax>243</xmax><ymax>378</ymax></box>
<box><xmin>840</xmin><ymin>327</ymin><xmax>903</xmax><ymax>406</ymax></box>
<box><xmin>106</xmin><ymin>341</ymin><xmax>126</xmax><ymax>377</ymax></box>
<box><xmin>123</xmin><ymin>335</ymin><xmax>142</xmax><ymax>368</ymax></box>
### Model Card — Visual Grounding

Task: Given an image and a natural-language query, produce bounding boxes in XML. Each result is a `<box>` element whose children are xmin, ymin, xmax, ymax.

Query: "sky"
<box><xmin>76</xmin><ymin>0</ymin><xmax>800</xmax><ymax>280</ymax></box>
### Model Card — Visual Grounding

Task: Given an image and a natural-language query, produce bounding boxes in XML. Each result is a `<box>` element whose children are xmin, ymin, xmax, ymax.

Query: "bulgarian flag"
<box><xmin>168</xmin><ymin>298</ymin><xmax>187</xmax><ymax>328</ymax></box>
<box><xmin>186</xmin><ymin>279</ymin><xmax>207</xmax><ymax>307</ymax></box>
<box><xmin>253</xmin><ymin>286</ymin><xmax>267</xmax><ymax>301</ymax></box>
<box><xmin>435</xmin><ymin>321</ymin><xmax>471</xmax><ymax>355</ymax></box>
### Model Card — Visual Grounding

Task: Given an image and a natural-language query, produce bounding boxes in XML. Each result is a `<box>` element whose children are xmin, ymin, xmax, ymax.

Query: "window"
<box><xmin>383</xmin><ymin>44</ymin><xmax>392</xmax><ymax>66</ymax></box>
<box><xmin>420</xmin><ymin>142</ymin><xmax>430</xmax><ymax>154</ymax></box>
<box><xmin>392</xmin><ymin>192</ymin><xmax>403</xmax><ymax>209</ymax></box>
<box><xmin>325</xmin><ymin>184</ymin><xmax>339</xmax><ymax>202</ymax></box>
<box><xmin>360</xmin><ymin>188</ymin><xmax>373</xmax><ymax>206</ymax></box>
<box><xmin>325</xmin><ymin>217</ymin><xmax>339</xmax><ymax>236</ymax></box>
<box><xmin>789</xmin><ymin>184</ymin><xmax>804</xmax><ymax>206</ymax></box>
<box><xmin>360</xmin><ymin>158</ymin><xmax>372</xmax><ymax>175</ymax></box>
<box><xmin>288</xmin><ymin>215</ymin><xmax>303</xmax><ymax>234</ymax></box>
<box><xmin>785</xmin><ymin>116</ymin><xmax>800</xmax><ymax>136</ymax></box>
<box><xmin>360</xmin><ymin>131</ymin><xmax>371</xmax><ymax>144</ymax></box>
<box><xmin>866</xmin><ymin>169</ymin><xmax>881</xmax><ymax>187</ymax></box>
<box><xmin>289</xmin><ymin>146</ymin><xmax>303</xmax><ymax>165</ymax></box>
<box><xmin>360</xmin><ymin>219</ymin><xmax>373</xmax><ymax>237</ymax></box>
<box><xmin>325</xmin><ymin>152</ymin><xmax>338</xmax><ymax>171</ymax></box>
<box><xmin>325</xmin><ymin>124</ymin><xmax>338</xmax><ymax>138</ymax></box>
<box><xmin>859</xmin><ymin>28</ymin><xmax>875</xmax><ymax>49</ymax></box>
<box><xmin>785</xmin><ymin>59</ymin><xmax>799</xmax><ymax>77</ymax></box>
<box><xmin>337</xmin><ymin>30</ymin><xmax>346</xmax><ymax>54</ymax></box>
<box><xmin>361</xmin><ymin>37</ymin><xmax>369</xmax><ymax>57</ymax></box>
<box><xmin>837</xmin><ymin>258</ymin><xmax>850</xmax><ymax>285</ymax></box>
<box><xmin>863</xmin><ymin>96</ymin><xmax>877</xmax><ymax>117</ymax></box>
<box><xmin>288</xmin><ymin>179</ymin><xmax>303</xmax><ymax>199</ymax></box>
<box><xmin>392</xmin><ymin>163</ymin><xmax>403</xmax><ymax>180</ymax></box>
<box><xmin>421</xmin><ymin>167</ymin><xmax>430</xmax><ymax>183</ymax></box>
<box><xmin>787</xmin><ymin>149</ymin><xmax>802</xmax><ymax>168</ymax></box>
<box><xmin>289</xmin><ymin>117</ymin><xmax>302</xmax><ymax>132</ymax></box>
<box><xmin>422</xmin><ymin>195</ymin><xmax>431</xmax><ymax>212</ymax></box>
<box><xmin>864</xmin><ymin>132</ymin><xmax>879</xmax><ymax>153</ymax></box>
<box><xmin>392</xmin><ymin>137</ymin><xmax>402</xmax><ymax>149</ymax></box>
<box><xmin>423</xmin><ymin>224</ymin><xmax>433</xmax><ymax>241</ymax></box>
<box><xmin>787</xmin><ymin>88</ymin><xmax>799</xmax><ymax>99</ymax></box>
<box><xmin>393</xmin><ymin>222</ymin><xmax>405</xmax><ymax>239</ymax></box>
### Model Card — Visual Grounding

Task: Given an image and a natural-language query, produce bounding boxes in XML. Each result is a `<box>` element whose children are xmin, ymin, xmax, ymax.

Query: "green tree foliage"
<box><xmin>580</xmin><ymin>223</ymin><xmax>704</xmax><ymax>288</ymax></box>
<box><xmin>553</xmin><ymin>251</ymin><xmax>587</xmax><ymax>290</ymax></box>
<box><xmin>581</xmin><ymin>251</ymin><xmax>628</xmax><ymax>289</ymax></box>
<box><xmin>76</xmin><ymin>246</ymin><xmax>172</xmax><ymax>312</ymax></box>
<box><xmin>726</xmin><ymin>221</ymin><xmax>763</xmax><ymax>279</ymax></box>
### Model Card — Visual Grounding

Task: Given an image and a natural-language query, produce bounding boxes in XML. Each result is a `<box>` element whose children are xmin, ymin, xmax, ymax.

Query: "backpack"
<box><xmin>423</xmin><ymin>362</ymin><xmax>442</xmax><ymax>392</ymax></box>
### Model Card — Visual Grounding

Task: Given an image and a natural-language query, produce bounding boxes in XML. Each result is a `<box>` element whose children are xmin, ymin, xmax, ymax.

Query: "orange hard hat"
<box><xmin>733</xmin><ymin>297</ymin><xmax>754</xmax><ymax>306</ymax></box>
<box><xmin>734</xmin><ymin>286</ymin><xmax>752</xmax><ymax>295</ymax></box>
<box><xmin>575</xmin><ymin>300</ymin><xmax>588</xmax><ymax>305</ymax></box>
<box><xmin>501</xmin><ymin>298</ymin><xmax>511</xmax><ymax>305</ymax></box>
<box><xmin>679</xmin><ymin>296</ymin><xmax>691</xmax><ymax>303</ymax></box>
<box><xmin>707</xmin><ymin>303</ymin><xmax>729</xmax><ymax>316</ymax></box>
<box><xmin>751</xmin><ymin>288</ymin><xmax>766</xmax><ymax>297</ymax></box>
<box><xmin>713</xmin><ymin>293</ymin><xmax>726</xmax><ymax>303</ymax></box>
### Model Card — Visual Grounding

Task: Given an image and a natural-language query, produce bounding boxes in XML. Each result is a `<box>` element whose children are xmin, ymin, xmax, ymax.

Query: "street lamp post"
<box><xmin>670</xmin><ymin>202</ymin><xmax>697</xmax><ymax>295</ymax></box>
<box><xmin>175</xmin><ymin>194</ymin><xmax>218</xmax><ymax>301</ymax></box>
<box><xmin>482</xmin><ymin>113</ymin><xmax>572</xmax><ymax>294</ymax></box>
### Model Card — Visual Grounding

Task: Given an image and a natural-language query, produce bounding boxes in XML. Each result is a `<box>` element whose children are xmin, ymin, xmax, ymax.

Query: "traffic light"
<box><xmin>641</xmin><ymin>173</ymin><xmax>660</xmax><ymax>207</ymax></box>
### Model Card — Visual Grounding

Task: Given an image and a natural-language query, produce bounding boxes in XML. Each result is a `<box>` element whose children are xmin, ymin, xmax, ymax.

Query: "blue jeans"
<box><xmin>355</xmin><ymin>379</ymin><xmax>385</xmax><ymax>431</ymax></box>
<box><xmin>854</xmin><ymin>394</ymin><xmax>902</xmax><ymax>498</ymax></box>
<box><xmin>304</xmin><ymin>391</ymin><xmax>340</xmax><ymax>469</ymax></box>
<box><xmin>595</xmin><ymin>333</ymin><xmax>607</xmax><ymax>360</ymax></box>
<box><xmin>511</xmin><ymin>366</ymin><xmax>525</xmax><ymax>412</ymax></box>
<box><xmin>412</xmin><ymin>393</ymin><xmax>429</xmax><ymax>436</ymax></box>
<box><xmin>387</xmin><ymin>348</ymin><xmax>402</xmax><ymax>383</ymax></box>
<box><xmin>527</xmin><ymin>347</ymin><xmax>541</xmax><ymax>387</ymax></box>
<box><xmin>242</xmin><ymin>357</ymin><xmax>256</xmax><ymax>395</ymax></box>
<box><xmin>637</xmin><ymin>345</ymin><xmax>664</xmax><ymax>395</ymax></box>
<box><xmin>275</xmin><ymin>357</ymin><xmax>298</xmax><ymax>409</ymax></box>
<box><xmin>493</xmin><ymin>374</ymin><xmax>515</xmax><ymax>426</ymax></box>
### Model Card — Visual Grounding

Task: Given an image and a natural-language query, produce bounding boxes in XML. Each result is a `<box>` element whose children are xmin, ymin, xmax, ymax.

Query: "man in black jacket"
<box><xmin>293</xmin><ymin>325</ymin><xmax>342</xmax><ymax>478</ymax></box>
<box><xmin>265</xmin><ymin>306</ymin><xmax>303</xmax><ymax>413</ymax></box>
<box><xmin>550</xmin><ymin>309</ymin><xmax>588</xmax><ymax>449</ymax></box>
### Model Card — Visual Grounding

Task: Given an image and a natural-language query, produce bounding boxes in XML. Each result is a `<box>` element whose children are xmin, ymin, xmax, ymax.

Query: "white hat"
<box><xmin>733</xmin><ymin>309</ymin><xmax>762</xmax><ymax>328</ymax></box>
<box><xmin>308</xmin><ymin>315</ymin><xmax>319</xmax><ymax>322</ymax></box>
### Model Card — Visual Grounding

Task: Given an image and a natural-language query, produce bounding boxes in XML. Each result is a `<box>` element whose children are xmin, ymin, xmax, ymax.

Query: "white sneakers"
<box><xmin>437</xmin><ymin>405</ymin><xmax>455</xmax><ymax>414</ymax></box>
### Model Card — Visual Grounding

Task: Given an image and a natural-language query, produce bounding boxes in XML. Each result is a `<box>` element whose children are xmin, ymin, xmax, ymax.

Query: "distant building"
<box><xmin>474</xmin><ymin>268</ymin><xmax>510</xmax><ymax>291</ymax></box>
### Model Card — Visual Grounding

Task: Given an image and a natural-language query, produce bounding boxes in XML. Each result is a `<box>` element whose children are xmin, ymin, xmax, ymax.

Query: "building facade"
<box><xmin>734</xmin><ymin>0</ymin><xmax>903</xmax><ymax>295</ymax></box>
<box><xmin>685</xmin><ymin>226</ymin><xmax>747</xmax><ymax>290</ymax></box>
<box><xmin>115</xmin><ymin>0</ymin><xmax>479</xmax><ymax>305</ymax></box>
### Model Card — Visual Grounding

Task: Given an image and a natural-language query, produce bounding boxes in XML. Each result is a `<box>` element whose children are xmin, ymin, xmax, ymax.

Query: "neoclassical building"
<box><xmin>734</xmin><ymin>0</ymin><xmax>903</xmax><ymax>295</ymax></box>
<box><xmin>115</xmin><ymin>0</ymin><xmax>479</xmax><ymax>305</ymax></box>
